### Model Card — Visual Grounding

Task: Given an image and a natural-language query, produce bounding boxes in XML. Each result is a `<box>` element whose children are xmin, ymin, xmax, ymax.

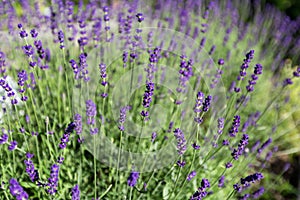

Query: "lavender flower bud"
<box><xmin>8</xmin><ymin>141</ymin><xmax>17</xmax><ymax>151</ymax></box>
<box><xmin>257</xmin><ymin>138</ymin><xmax>272</xmax><ymax>154</ymax></box>
<box><xmin>228</xmin><ymin>115</ymin><xmax>241</xmax><ymax>137</ymax></box>
<box><xmin>47</xmin><ymin>164</ymin><xmax>60</xmax><ymax>195</ymax></box>
<box><xmin>127</xmin><ymin>171</ymin><xmax>139</xmax><ymax>187</ymax></box>
<box><xmin>187</xmin><ymin>171</ymin><xmax>196</xmax><ymax>181</ymax></box>
<box><xmin>231</xmin><ymin>134</ymin><xmax>249</xmax><ymax>160</ymax></box>
<box><xmin>0</xmin><ymin>133</ymin><xmax>8</xmax><ymax>144</ymax></box>
<box><xmin>252</xmin><ymin>187</ymin><xmax>264</xmax><ymax>199</ymax></box>
<box><xmin>71</xmin><ymin>184</ymin><xmax>80</xmax><ymax>200</ymax></box>
<box><xmin>24</xmin><ymin>153</ymin><xmax>39</xmax><ymax>182</ymax></box>
<box><xmin>174</xmin><ymin>128</ymin><xmax>187</xmax><ymax>155</ymax></box>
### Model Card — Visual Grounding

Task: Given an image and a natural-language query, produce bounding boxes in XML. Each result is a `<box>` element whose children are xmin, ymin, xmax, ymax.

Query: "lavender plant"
<box><xmin>0</xmin><ymin>0</ymin><xmax>299</xmax><ymax>200</ymax></box>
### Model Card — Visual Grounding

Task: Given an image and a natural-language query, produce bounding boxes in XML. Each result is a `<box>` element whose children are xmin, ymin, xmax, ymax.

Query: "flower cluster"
<box><xmin>234</xmin><ymin>172</ymin><xmax>264</xmax><ymax>192</ymax></box>
<box><xmin>99</xmin><ymin>63</ymin><xmax>108</xmax><ymax>97</ymax></box>
<box><xmin>34</xmin><ymin>40</ymin><xmax>46</xmax><ymax>60</ymax></box>
<box><xmin>74</xmin><ymin>114</ymin><xmax>82</xmax><ymax>135</ymax></box>
<box><xmin>8</xmin><ymin>141</ymin><xmax>17</xmax><ymax>151</ymax></box>
<box><xmin>0</xmin><ymin>133</ymin><xmax>8</xmax><ymax>144</ymax></box>
<box><xmin>59</xmin><ymin>122</ymin><xmax>76</xmax><ymax>149</ymax></box>
<box><xmin>127</xmin><ymin>171</ymin><xmax>139</xmax><ymax>187</ymax></box>
<box><xmin>246</xmin><ymin>64</ymin><xmax>263</xmax><ymax>92</ymax></box>
<box><xmin>193</xmin><ymin>91</ymin><xmax>212</xmax><ymax>124</ymax></box>
<box><xmin>235</xmin><ymin>50</ymin><xmax>255</xmax><ymax>92</ymax></box>
<box><xmin>47</xmin><ymin>164</ymin><xmax>60</xmax><ymax>195</ymax></box>
<box><xmin>79</xmin><ymin>53</ymin><xmax>90</xmax><ymax>82</ymax></box>
<box><xmin>0</xmin><ymin>79</ymin><xmax>18</xmax><ymax>105</ymax></box>
<box><xmin>190</xmin><ymin>178</ymin><xmax>211</xmax><ymax>199</ymax></box>
<box><xmin>174</xmin><ymin>128</ymin><xmax>187</xmax><ymax>156</ymax></box>
<box><xmin>86</xmin><ymin>99</ymin><xmax>98</xmax><ymax>135</ymax></box>
<box><xmin>57</xmin><ymin>30</ymin><xmax>65</xmax><ymax>49</ymax></box>
<box><xmin>228</xmin><ymin>115</ymin><xmax>241</xmax><ymax>137</ymax></box>
<box><xmin>136</xmin><ymin>13</ymin><xmax>144</xmax><ymax>23</ymax></box>
<box><xmin>17</xmin><ymin>70</ymin><xmax>28</xmax><ymax>101</ymax></box>
<box><xmin>257</xmin><ymin>138</ymin><xmax>272</xmax><ymax>155</ymax></box>
<box><xmin>177</xmin><ymin>56</ymin><xmax>193</xmax><ymax>94</ymax></box>
<box><xmin>231</xmin><ymin>134</ymin><xmax>249</xmax><ymax>160</ymax></box>
<box><xmin>9</xmin><ymin>178</ymin><xmax>29</xmax><ymax>200</ymax></box>
<box><xmin>71</xmin><ymin>184</ymin><xmax>80</xmax><ymax>200</ymax></box>
<box><xmin>141</xmin><ymin>82</ymin><xmax>155</xmax><ymax>118</ymax></box>
<box><xmin>24</xmin><ymin>153</ymin><xmax>39</xmax><ymax>182</ymax></box>
<box><xmin>118</xmin><ymin>105</ymin><xmax>131</xmax><ymax>131</ymax></box>
<box><xmin>0</xmin><ymin>51</ymin><xmax>6</xmax><ymax>77</ymax></box>
<box><xmin>187</xmin><ymin>171</ymin><xmax>196</xmax><ymax>181</ymax></box>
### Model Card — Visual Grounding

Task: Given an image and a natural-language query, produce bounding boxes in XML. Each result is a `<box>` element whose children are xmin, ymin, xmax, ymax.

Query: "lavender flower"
<box><xmin>257</xmin><ymin>138</ymin><xmax>272</xmax><ymax>154</ymax></box>
<box><xmin>240</xmin><ymin>172</ymin><xmax>264</xmax><ymax>185</ymax></box>
<box><xmin>193</xmin><ymin>91</ymin><xmax>205</xmax><ymax>113</ymax></box>
<box><xmin>9</xmin><ymin>178</ymin><xmax>29</xmax><ymax>200</ymax></box>
<box><xmin>57</xmin><ymin>30</ymin><xmax>65</xmax><ymax>49</ymax></box>
<box><xmin>218</xmin><ymin>59</ymin><xmax>225</xmax><ymax>65</ymax></box>
<box><xmin>127</xmin><ymin>171</ymin><xmax>139</xmax><ymax>187</ymax></box>
<box><xmin>17</xmin><ymin>70</ymin><xmax>28</xmax><ymax>101</ymax></box>
<box><xmin>18</xmin><ymin>25</ymin><xmax>28</xmax><ymax>38</ymax></box>
<box><xmin>283</xmin><ymin>78</ymin><xmax>293</xmax><ymax>86</ymax></box>
<box><xmin>151</xmin><ymin>132</ymin><xmax>157</xmax><ymax>143</ymax></box>
<box><xmin>0</xmin><ymin>133</ymin><xmax>8</xmax><ymax>144</ymax></box>
<box><xmin>0</xmin><ymin>51</ymin><xmax>6</xmax><ymax>76</ymax></box>
<box><xmin>235</xmin><ymin>50</ymin><xmax>255</xmax><ymax>92</ymax></box>
<box><xmin>217</xmin><ymin>118</ymin><xmax>225</xmax><ymax>134</ymax></box>
<box><xmin>8</xmin><ymin>141</ymin><xmax>17</xmax><ymax>151</ymax></box>
<box><xmin>22</xmin><ymin>45</ymin><xmax>34</xmax><ymax>57</ymax></box>
<box><xmin>228</xmin><ymin>115</ymin><xmax>241</xmax><ymax>137</ymax></box>
<box><xmin>99</xmin><ymin>63</ymin><xmax>107</xmax><ymax>85</ymax></box>
<box><xmin>238</xmin><ymin>194</ymin><xmax>250</xmax><ymax>200</ymax></box>
<box><xmin>86</xmin><ymin>99</ymin><xmax>97</xmax><ymax>125</ymax></box>
<box><xmin>293</xmin><ymin>66</ymin><xmax>300</xmax><ymax>77</ymax></box>
<box><xmin>30</xmin><ymin>29</ymin><xmax>38</xmax><ymax>38</ymax></box>
<box><xmin>177</xmin><ymin>160</ymin><xmax>186</xmax><ymax>167</ymax></box>
<box><xmin>231</xmin><ymin>134</ymin><xmax>249</xmax><ymax>160</ymax></box>
<box><xmin>71</xmin><ymin>184</ymin><xmax>80</xmax><ymax>200</ymax></box>
<box><xmin>187</xmin><ymin>171</ymin><xmax>196</xmax><ymax>181</ymax></box>
<box><xmin>34</xmin><ymin>40</ymin><xmax>45</xmax><ymax>59</ymax></box>
<box><xmin>59</xmin><ymin>122</ymin><xmax>76</xmax><ymax>149</ymax></box>
<box><xmin>192</xmin><ymin>142</ymin><xmax>200</xmax><ymax>150</ymax></box>
<box><xmin>47</xmin><ymin>164</ymin><xmax>60</xmax><ymax>195</ymax></box>
<box><xmin>99</xmin><ymin>63</ymin><xmax>108</xmax><ymax>97</ymax></box>
<box><xmin>118</xmin><ymin>106</ymin><xmax>130</xmax><ymax>131</ymax></box>
<box><xmin>79</xmin><ymin>53</ymin><xmax>89</xmax><ymax>82</ymax></box>
<box><xmin>225</xmin><ymin>162</ymin><xmax>232</xmax><ymax>168</ymax></box>
<box><xmin>24</xmin><ymin>153</ymin><xmax>39</xmax><ymax>182</ymax></box>
<box><xmin>193</xmin><ymin>91</ymin><xmax>205</xmax><ymax>123</ymax></box>
<box><xmin>246</xmin><ymin>64</ymin><xmax>263</xmax><ymax>92</ymax></box>
<box><xmin>70</xmin><ymin>59</ymin><xmax>79</xmax><ymax>79</ymax></box>
<box><xmin>56</xmin><ymin>157</ymin><xmax>64</xmax><ymax>165</ymax></box>
<box><xmin>251</xmin><ymin>140</ymin><xmax>261</xmax><ymax>152</ymax></box>
<box><xmin>136</xmin><ymin>13</ymin><xmax>144</xmax><ymax>23</ymax></box>
<box><xmin>252</xmin><ymin>187</ymin><xmax>264</xmax><ymax>199</ymax></box>
<box><xmin>74</xmin><ymin>114</ymin><xmax>82</xmax><ymax>135</ymax></box>
<box><xmin>202</xmin><ymin>95</ymin><xmax>212</xmax><ymax>112</ymax></box>
<box><xmin>141</xmin><ymin>82</ymin><xmax>154</xmax><ymax>118</ymax></box>
<box><xmin>190</xmin><ymin>178</ymin><xmax>211</xmax><ymax>200</ymax></box>
<box><xmin>222</xmin><ymin>139</ymin><xmax>230</xmax><ymax>146</ymax></box>
<box><xmin>218</xmin><ymin>175</ymin><xmax>225</xmax><ymax>188</ymax></box>
<box><xmin>177</xmin><ymin>56</ymin><xmax>193</xmax><ymax>94</ymax></box>
<box><xmin>174</xmin><ymin>128</ymin><xmax>187</xmax><ymax>155</ymax></box>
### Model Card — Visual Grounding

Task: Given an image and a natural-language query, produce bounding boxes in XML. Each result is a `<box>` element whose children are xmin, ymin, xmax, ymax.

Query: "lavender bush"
<box><xmin>0</xmin><ymin>0</ymin><xmax>299</xmax><ymax>199</ymax></box>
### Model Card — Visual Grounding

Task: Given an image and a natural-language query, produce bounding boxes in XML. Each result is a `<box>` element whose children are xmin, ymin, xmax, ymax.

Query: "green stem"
<box><xmin>94</xmin><ymin>134</ymin><xmax>97</xmax><ymax>200</ymax></box>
